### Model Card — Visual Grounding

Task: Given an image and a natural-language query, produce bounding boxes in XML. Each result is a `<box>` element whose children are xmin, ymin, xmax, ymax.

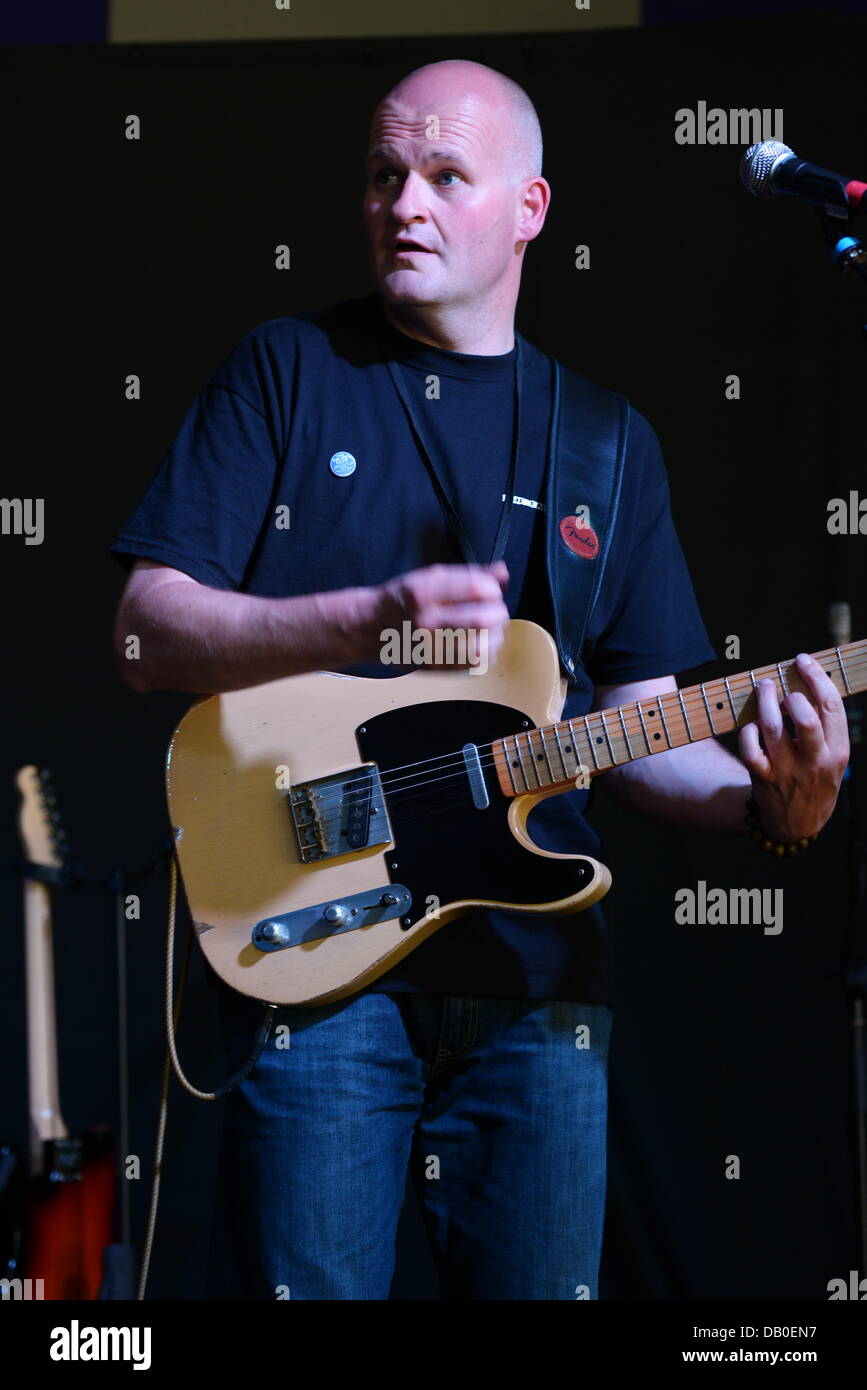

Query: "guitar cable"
<box><xmin>137</xmin><ymin>850</ymin><xmax>276</xmax><ymax>1300</ymax></box>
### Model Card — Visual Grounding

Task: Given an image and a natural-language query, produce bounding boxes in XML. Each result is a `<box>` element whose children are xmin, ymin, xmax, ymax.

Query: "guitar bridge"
<box><xmin>288</xmin><ymin>764</ymin><xmax>392</xmax><ymax>863</ymax></box>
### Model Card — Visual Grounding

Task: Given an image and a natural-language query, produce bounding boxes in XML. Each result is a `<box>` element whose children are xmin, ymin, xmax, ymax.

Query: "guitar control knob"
<box><xmin>260</xmin><ymin>920</ymin><xmax>290</xmax><ymax>947</ymax></box>
<box><xmin>323</xmin><ymin>903</ymin><xmax>349</xmax><ymax>925</ymax></box>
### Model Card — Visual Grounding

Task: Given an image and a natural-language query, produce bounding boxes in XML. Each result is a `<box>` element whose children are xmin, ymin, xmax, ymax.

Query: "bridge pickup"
<box><xmin>289</xmin><ymin>764</ymin><xmax>391</xmax><ymax>864</ymax></box>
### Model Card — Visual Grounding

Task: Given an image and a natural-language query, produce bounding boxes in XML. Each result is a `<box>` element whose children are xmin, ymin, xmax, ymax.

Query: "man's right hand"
<box><xmin>113</xmin><ymin>557</ymin><xmax>511</xmax><ymax>694</ymax></box>
<box><xmin>345</xmin><ymin>561</ymin><xmax>511</xmax><ymax>670</ymax></box>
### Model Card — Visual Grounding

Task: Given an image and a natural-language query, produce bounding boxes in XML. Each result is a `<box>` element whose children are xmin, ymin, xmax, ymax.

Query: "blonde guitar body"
<box><xmin>166</xmin><ymin>621</ymin><xmax>610</xmax><ymax>1007</ymax></box>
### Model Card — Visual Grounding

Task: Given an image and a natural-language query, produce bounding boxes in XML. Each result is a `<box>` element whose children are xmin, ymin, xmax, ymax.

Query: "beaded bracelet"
<box><xmin>744</xmin><ymin>797</ymin><xmax>818</xmax><ymax>856</ymax></box>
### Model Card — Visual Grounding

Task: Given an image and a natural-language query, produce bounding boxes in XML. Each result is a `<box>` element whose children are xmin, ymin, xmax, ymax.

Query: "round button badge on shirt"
<box><xmin>329</xmin><ymin>451</ymin><xmax>357</xmax><ymax>477</ymax></box>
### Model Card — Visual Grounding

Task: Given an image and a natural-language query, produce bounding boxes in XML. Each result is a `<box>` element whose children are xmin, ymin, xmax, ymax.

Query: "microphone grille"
<box><xmin>740</xmin><ymin>140</ymin><xmax>795</xmax><ymax>196</ymax></box>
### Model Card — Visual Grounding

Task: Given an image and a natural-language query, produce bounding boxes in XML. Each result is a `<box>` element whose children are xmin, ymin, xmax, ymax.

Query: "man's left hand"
<box><xmin>738</xmin><ymin>652</ymin><xmax>850</xmax><ymax>842</ymax></box>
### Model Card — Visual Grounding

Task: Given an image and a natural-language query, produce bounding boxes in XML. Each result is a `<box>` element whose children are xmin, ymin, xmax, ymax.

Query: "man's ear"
<box><xmin>517</xmin><ymin>176</ymin><xmax>551</xmax><ymax>246</ymax></box>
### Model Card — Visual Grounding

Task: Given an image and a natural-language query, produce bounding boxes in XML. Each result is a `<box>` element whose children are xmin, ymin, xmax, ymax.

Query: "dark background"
<box><xmin>2</xmin><ymin>12</ymin><xmax>865</xmax><ymax>1299</ymax></box>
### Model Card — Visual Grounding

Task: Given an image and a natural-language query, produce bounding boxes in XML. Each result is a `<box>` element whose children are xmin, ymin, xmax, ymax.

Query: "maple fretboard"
<box><xmin>493</xmin><ymin>640</ymin><xmax>867</xmax><ymax>796</ymax></box>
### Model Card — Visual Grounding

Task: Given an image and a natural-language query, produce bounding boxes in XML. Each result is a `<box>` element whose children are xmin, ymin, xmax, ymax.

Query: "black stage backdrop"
<box><xmin>1</xmin><ymin>13</ymin><xmax>865</xmax><ymax>1300</ymax></box>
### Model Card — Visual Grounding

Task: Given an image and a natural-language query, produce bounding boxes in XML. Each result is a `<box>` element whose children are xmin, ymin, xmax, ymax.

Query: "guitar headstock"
<box><xmin>15</xmin><ymin>765</ymin><xmax>69</xmax><ymax>871</ymax></box>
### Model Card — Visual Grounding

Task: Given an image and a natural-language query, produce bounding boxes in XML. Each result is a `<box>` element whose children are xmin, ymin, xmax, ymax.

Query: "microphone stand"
<box><xmin>817</xmin><ymin>210</ymin><xmax>867</xmax><ymax>293</ymax></box>
<box><xmin>819</xmin><ymin>201</ymin><xmax>867</xmax><ymax>1265</ymax></box>
<box><xmin>817</xmin><ymin>207</ymin><xmax>867</xmax><ymax>1269</ymax></box>
<box><xmin>844</xmin><ymin>711</ymin><xmax>867</xmax><ymax>1273</ymax></box>
<box><xmin>838</xmin><ymin>665</ymin><xmax>867</xmax><ymax>1275</ymax></box>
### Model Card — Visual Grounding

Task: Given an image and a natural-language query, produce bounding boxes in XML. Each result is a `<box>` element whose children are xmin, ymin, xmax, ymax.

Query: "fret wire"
<box><xmin>723</xmin><ymin>675</ymin><xmax>738</xmax><ymax>726</ymax></box>
<box><xmin>567</xmin><ymin>717</ymin><xmax>592</xmax><ymax>771</ymax></box>
<box><xmin>538</xmin><ymin>726</ymin><xmax>554</xmax><ymax>785</ymax></box>
<box><xmin>700</xmin><ymin>683</ymin><xmax>715</xmax><ymax>735</ymax></box>
<box><xmin>524</xmin><ymin>730</ymin><xmax>543</xmax><ymax>788</ymax></box>
<box><xmin>836</xmin><ymin>648</ymin><xmax>852</xmax><ymax>695</ymax></box>
<box><xmin>599</xmin><ymin>708</ymin><xmax>617</xmax><ymax>765</ymax></box>
<box><xmin>564</xmin><ymin>721</ymin><xmax>581</xmax><ymax>768</ymax></box>
<box><xmin>552</xmin><ymin>722</ymin><xmax>569</xmax><ymax>779</ymax></box>
<box><xmin>677</xmin><ymin>688</ymin><xmax>694</xmax><ymax>741</ymax></box>
<box><xmin>503</xmin><ymin>738</ymin><xmax>518</xmax><ymax>793</ymax></box>
<box><xmin>579</xmin><ymin>717</ymin><xmax>601</xmax><ymax>770</ymax></box>
<box><xmin>513</xmin><ymin>734</ymin><xmax>531</xmax><ymax>792</ymax></box>
<box><xmin>776</xmin><ymin>661</ymin><xmax>788</xmax><ymax>696</ymax></box>
<box><xmin>656</xmin><ymin>693</ymin><xmax>673</xmax><ymax>748</ymax></box>
<box><xmin>618</xmin><ymin>705</ymin><xmax>634</xmax><ymax>758</ymax></box>
<box><xmin>636</xmin><ymin>700</ymin><xmax>653</xmax><ymax>754</ymax></box>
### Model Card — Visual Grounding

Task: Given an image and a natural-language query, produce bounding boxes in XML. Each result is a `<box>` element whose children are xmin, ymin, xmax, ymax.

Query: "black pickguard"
<box><xmin>355</xmin><ymin>700</ymin><xmax>596</xmax><ymax>926</ymax></box>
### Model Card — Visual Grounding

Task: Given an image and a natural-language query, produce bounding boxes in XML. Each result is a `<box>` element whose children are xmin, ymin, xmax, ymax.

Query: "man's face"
<box><xmin>362</xmin><ymin>89</ymin><xmax>524</xmax><ymax>311</ymax></box>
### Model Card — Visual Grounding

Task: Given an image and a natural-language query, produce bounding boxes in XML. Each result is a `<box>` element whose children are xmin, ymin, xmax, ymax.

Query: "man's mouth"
<box><xmin>390</xmin><ymin>240</ymin><xmax>431</xmax><ymax>254</ymax></box>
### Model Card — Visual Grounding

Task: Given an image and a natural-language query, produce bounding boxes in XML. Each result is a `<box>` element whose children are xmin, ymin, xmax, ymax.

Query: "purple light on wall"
<box><xmin>0</xmin><ymin>0</ymin><xmax>108</xmax><ymax>45</ymax></box>
<box><xmin>644</xmin><ymin>0</ymin><xmax>867</xmax><ymax>20</ymax></box>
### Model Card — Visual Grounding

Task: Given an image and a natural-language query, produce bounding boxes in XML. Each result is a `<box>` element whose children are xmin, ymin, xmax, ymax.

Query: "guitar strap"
<box><xmin>376</xmin><ymin>294</ymin><xmax>629</xmax><ymax>683</ymax></box>
<box><xmin>544</xmin><ymin>355</ymin><xmax>630</xmax><ymax>681</ymax></box>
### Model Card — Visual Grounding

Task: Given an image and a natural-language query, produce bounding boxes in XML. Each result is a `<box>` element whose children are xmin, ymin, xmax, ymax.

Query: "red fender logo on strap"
<box><xmin>559</xmin><ymin>515</ymin><xmax>600</xmax><ymax>559</ymax></box>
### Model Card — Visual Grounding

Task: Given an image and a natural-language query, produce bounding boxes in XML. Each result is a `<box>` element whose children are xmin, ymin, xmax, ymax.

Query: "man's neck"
<box><xmin>380</xmin><ymin>298</ymin><xmax>516</xmax><ymax>355</ymax></box>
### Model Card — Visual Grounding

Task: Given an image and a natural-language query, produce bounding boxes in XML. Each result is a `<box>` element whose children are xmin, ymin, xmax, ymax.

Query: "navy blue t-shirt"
<box><xmin>110</xmin><ymin>291</ymin><xmax>717</xmax><ymax>1004</ymax></box>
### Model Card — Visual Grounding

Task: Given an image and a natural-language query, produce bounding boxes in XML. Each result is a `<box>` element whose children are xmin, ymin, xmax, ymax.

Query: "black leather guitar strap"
<box><xmin>544</xmin><ymin>357</ymin><xmax>630</xmax><ymax>681</ymax></box>
<box><xmin>375</xmin><ymin>291</ymin><xmax>629</xmax><ymax>683</ymax></box>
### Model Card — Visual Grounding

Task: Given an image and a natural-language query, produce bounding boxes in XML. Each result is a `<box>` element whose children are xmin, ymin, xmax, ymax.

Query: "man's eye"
<box><xmin>373</xmin><ymin>169</ymin><xmax>462</xmax><ymax>187</ymax></box>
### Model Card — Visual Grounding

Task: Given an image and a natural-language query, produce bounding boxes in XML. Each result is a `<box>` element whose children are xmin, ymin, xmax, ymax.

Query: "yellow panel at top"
<box><xmin>110</xmin><ymin>0</ymin><xmax>641</xmax><ymax>44</ymax></box>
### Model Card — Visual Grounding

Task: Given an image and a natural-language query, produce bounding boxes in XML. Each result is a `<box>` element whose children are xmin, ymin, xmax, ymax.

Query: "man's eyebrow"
<box><xmin>366</xmin><ymin>146</ymin><xmax>469</xmax><ymax>165</ymax></box>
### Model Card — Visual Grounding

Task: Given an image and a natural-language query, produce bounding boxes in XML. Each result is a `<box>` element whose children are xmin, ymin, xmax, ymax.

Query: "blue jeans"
<box><xmin>206</xmin><ymin>989</ymin><xmax>612</xmax><ymax>1300</ymax></box>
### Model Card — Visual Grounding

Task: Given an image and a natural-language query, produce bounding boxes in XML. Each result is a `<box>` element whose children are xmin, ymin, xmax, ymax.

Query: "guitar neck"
<box><xmin>494</xmin><ymin>639</ymin><xmax>867</xmax><ymax>797</ymax></box>
<box><xmin>24</xmin><ymin>877</ymin><xmax>68</xmax><ymax>1170</ymax></box>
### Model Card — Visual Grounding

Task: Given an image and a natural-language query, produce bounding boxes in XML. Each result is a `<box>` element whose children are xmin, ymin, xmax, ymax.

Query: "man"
<box><xmin>111</xmin><ymin>59</ymin><xmax>848</xmax><ymax>1300</ymax></box>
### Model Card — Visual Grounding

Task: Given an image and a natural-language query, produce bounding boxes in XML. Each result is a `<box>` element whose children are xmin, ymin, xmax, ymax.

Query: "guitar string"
<box><xmin>295</xmin><ymin>650</ymin><xmax>867</xmax><ymax>846</ymax></box>
<box><xmin>329</xmin><ymin>650</ymin><xmax>867</xmax><ymax>799</ymax></box>
<box><xmin>304</xmin><ymin>671</ymin><xmax>867</xmax><ymax>830</ymax></box>
<box><xmin>305</xmin><ymin>661</ymin><xmax>860</xmax><ymax>841</ymax></box>
<box><xmin>304</xmin><ymin>711</ymin><xmax>866</xmax><ymax>843</ymax></box>
<box><xmin>299</xmin><ymin>654</ymin><xmax>867</xmax><ymax>816</ymax></box>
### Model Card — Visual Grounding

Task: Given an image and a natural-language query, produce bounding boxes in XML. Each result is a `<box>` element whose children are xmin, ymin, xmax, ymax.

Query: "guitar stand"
<box><xmin>13</xmin><ymin>832</ymin><xmax>274</xmax><ymax>1301</ymax></box>
<box><xmin>11</xmin><ymin>836</ymin><xmax>174</xmax><ymax>1300</ymax></box>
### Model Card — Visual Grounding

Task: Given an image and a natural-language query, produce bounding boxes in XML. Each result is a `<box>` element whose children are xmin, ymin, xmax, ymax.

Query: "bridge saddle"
<box><xmin>288</xmin><ymin>763</ymin><xmax>391</xmax><ymax>864</ymax></box>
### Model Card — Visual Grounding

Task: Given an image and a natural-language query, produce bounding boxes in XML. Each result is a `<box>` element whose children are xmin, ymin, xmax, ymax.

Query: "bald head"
<box><xmin>362</xmin><ymin>57</ymin><xmax>551</xmax><ymax>347</ymax></box>
<box><xmin>372</xmin><ymin>59</ymin><xmax>543</xmax><ymax>185</ymax></box>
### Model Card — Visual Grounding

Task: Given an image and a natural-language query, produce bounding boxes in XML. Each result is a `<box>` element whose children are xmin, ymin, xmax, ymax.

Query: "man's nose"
<box><xmin>388</xmin><ymin>169</ymin><xmax>428</xmax><ymax>223</ymax></box>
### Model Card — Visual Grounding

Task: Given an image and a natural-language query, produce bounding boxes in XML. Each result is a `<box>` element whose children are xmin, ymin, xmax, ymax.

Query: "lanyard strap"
<box><xmin>381</xmin><ymin>330</ymin><xmax>524</xmax><ymax>568</ymax></box>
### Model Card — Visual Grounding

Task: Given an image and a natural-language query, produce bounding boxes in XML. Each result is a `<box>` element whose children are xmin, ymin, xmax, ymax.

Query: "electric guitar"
<box><xmin>14</xmin><ymin>766</ymin><xmax>115</xmax><ymax>1299</ymax></box>
<box><xmin>164</xmin><ymin>620</ymin><xmax>866</xmax><ymax>1007</ymax></box>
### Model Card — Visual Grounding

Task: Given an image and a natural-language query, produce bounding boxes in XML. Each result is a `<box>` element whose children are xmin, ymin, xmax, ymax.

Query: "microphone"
<box><xmin>741</xmin><ymin>141</ymin><xmax>867</xmax><ymax>220</ymax></box>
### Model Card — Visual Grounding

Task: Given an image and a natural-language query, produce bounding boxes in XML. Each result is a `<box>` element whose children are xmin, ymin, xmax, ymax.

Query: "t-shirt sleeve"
<box><xmin>584</xmin><ymin>408</ymin><xmax>718</xmax><ymax>685</ymax></box>
<box><xmin>109</xmin><ymin>321</ymin><xmax>292</xmax><ymax>589</ymax></box>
